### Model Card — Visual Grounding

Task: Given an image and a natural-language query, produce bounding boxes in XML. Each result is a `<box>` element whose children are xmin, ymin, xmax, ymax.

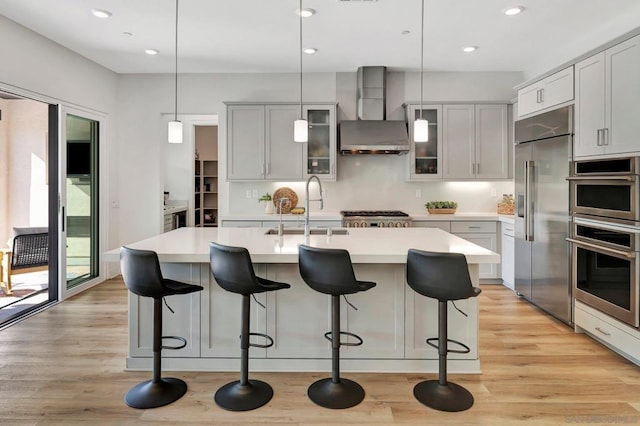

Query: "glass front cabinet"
<box><xmin>405</xmin><ymin>104</ymin><xmax>442</xmax><ymax>180</ymax></box>
<box><xmin>303</xmin><ymin>104</ymin><xmax>337</xmax><ymax>181</ymax></box>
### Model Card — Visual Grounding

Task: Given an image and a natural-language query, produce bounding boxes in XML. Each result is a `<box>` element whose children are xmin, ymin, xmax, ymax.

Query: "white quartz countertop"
<box><xmin>105</xmin><ymin>226</ymin><xmax>500</xmax><ymax>265</ymax></box>
<box><xmin>163</xmin><ymin>201</ymin><xmax>188</xmax><ymax>215</ymax></box>
<box><xmin>221</xmin><ymin>211</ymin><xmax>514</xmax><ymax>224</ymax></box>
<box><xmin>220</xmin><ymin>211</ymin><xmax>342</xmax><ymax>222</ymax></box>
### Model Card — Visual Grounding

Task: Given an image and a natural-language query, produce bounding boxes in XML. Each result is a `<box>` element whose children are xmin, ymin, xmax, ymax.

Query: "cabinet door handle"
<box><xmin>595</xmin><ymin>327</ymin><xmax>611</xmax><ymax>336</ymax></box>
<box><xmin>603</xmin><ymin>128</ymin><xmax>609</xmax><ymax>146</ymax></box>
<box><xmin>472</xmin><ymin>163</ymin><xmax>476</xmax><ymax>174</ymax></box>
<box><xmin>468</xmin><ymin>226</ymin><xmax>481</xmax><ymax>229</ymax></box>
<box><xmin>266</xmin><ymin>162</ymin><xmax>270</xmax><ymax>175</ymax></box>
<box><xmin>539</xmin><ymin>88</ymin><xmax>544</xmax><ymax>103</ymax></box>
<box><xmin>596</xmin><ymin>129</ymin><xmax>602</xmax><ymax>146</ymax></box>
<box><xmin>476</xmin><ymin>163</ymin><xmax>480</xmax><ymax>175</ymax></box>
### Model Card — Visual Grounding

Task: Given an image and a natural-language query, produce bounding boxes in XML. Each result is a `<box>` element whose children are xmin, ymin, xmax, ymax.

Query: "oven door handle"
<box><xmin>566</xmin><ymin>237</ymin><xmax>636</xmax><ymax>259</ymax></box>
<box><xmin>565</xmin><ymin>175</ymin><xmax>635</xmax><ymax>181</ymax></box>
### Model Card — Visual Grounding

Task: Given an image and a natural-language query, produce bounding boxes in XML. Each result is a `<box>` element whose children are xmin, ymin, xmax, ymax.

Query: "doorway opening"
<box><xmin>0</xmin><ymin>91</ymin><xmax>58</xmax><ymax>325</ymax></box>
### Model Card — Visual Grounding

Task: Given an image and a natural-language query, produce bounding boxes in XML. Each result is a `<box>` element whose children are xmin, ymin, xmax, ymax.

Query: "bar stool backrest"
<box><xmin>209</xmin><ymin>242</ymin><xmax>261</xmax><ymax>295</ymax></box>
<box><xmin>298</xmin><ymin>244</ymin><xmax>360</xmax><ymax>295</ymax></box>
<box><xmin>120</xmin><ymin>246</ymin><xmax>166</xmax><ymax>299</ymax></box>
<box><xmin>406</xmin><ymin>249</ymin><xmax>477</xmax><ymax>302</ymax></box>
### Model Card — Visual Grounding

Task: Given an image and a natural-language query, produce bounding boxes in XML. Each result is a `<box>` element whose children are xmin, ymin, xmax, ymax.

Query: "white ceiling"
<box><xmin>1</xmin><ymin>0</ymin><xmax>640</xmax><ymax>78</ymax></box>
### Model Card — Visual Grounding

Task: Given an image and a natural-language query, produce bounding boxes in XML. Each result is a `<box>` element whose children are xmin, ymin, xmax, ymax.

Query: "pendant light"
<box><xmin>294</xmin><ymin>0</ymin><xmax>308</xmax><ymax>143</ymax></box>
<box><xmin>414</xmin><ymin>0</ymin><xmax>429</xmax><ymax>143</ymax></box>
<box><xmin>168</xmin><ymin>0</ymin><xmax>182</xmax><ymax>143</ymax></box>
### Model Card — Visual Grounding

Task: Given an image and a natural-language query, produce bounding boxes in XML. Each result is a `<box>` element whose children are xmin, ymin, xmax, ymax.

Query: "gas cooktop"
<box><xmin>340</xmin><ymin>210</ymin><xmax>409</xmax><ymax>217</ymax></box>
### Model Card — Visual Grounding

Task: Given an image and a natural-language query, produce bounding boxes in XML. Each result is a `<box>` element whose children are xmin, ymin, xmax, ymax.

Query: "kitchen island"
<box><xmin>104</xmin><ymin>226</ymin><xmax>499</xmax><ymax>373</ymax></box>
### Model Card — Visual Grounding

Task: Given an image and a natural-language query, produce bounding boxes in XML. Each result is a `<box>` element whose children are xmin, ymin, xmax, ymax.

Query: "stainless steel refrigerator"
<box><xmin>514</xmin><ymin>105</ymin><xmax>573</xmax><ymax>324</ymax></box>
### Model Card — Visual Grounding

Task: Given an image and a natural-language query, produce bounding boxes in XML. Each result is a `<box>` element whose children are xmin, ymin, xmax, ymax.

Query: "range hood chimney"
<box><xmin>339</xmin><ymin>66</ymin><xmax>409</xmax><ymax>154</ymax></box>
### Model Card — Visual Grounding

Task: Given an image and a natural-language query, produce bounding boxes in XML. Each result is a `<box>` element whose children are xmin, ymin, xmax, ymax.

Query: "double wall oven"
<box><xmin>568</xmin><ymin>157</ymin><xmax>640</xmax><ymax>327</ymax></box>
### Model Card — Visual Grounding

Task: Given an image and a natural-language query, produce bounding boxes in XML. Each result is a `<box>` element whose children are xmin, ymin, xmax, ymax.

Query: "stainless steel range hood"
<box><xmin>339</xmin><ymin>66</ymin><xmax>409</xmax><ymax>155</ymax></box>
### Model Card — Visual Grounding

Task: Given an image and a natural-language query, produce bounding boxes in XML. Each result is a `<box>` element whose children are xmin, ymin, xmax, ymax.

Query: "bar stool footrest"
<box><xmin>162</xmin><ymin>335</ymin><xmax>187</xmax><ymax>350</ymax></box>
<box><xmin>323</xmin><ymin>331</ymin><xmax>363</xmax><ymax>347</ymax></box>
<box><xmin>426</xmin><ymin>337</ymin><xmax>470</xmax><ymax>354</ymax></box>
<box><xmin>248</xmin><ymin>332</ymin><xmax>274</xmax><ymax>348</ymax></box>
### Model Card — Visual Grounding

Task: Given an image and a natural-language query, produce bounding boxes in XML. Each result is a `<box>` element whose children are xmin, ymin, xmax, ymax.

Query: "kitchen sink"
<box><xmin>264</xmin><ymin>228</ymin><xmax>349</xmax><ymax>236</ymax></box>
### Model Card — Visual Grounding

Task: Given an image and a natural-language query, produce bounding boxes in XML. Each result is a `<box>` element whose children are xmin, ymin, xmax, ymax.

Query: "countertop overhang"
<box><xmin>105</xmin><ymin>226</ymin><xmax>500</xmax><ymax>265</ymax></box>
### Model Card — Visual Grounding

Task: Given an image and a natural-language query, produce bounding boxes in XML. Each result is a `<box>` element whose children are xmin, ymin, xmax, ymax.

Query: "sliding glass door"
<box><xmin>60</xmin><ymin>109</ymin><xmax>101</xmax><ymax>297</ymax></box>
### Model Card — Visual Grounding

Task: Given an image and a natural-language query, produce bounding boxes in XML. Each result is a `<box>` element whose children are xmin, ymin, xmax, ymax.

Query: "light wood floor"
<box><xmin>1</xmin><ymin>278</ymin><xmax>640</xmax><ymax>425</ymax></box>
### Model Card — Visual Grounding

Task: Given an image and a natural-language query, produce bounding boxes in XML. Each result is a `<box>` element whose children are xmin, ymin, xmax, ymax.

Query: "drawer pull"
<box><xmin>595</xmin><ymin>327</ymin><xmax>611</xmax><ymax>336</ymax></box>
<box><xmin>468</xmin><ymin>226</ymin><xmax>481</xmax><ymax>229</ymax></box>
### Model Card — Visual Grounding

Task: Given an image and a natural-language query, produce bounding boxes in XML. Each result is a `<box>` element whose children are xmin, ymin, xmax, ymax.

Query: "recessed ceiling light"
<box><xmin>296</xmin><ymin>8</ymin><xmax>316</xmax><ymax>18</ymax></box>
<box><xmin>91</xmin><ymin>9</ymin><xmax>112</xmax><ymax>19</ymax></box>
<box><xmin>503</xmin><ymin>6</ymin><xmax>524</xmax><ymax>16</ymax></box>
<box><xmin>303</xmin><ymin>48</ymin><xmax>318</xmax><ymax>55</ymax></box>
<box><xmin>145</xmin><ymin>49</ymin><xmax>159</xmax><ymax>55</ymax></box>
<box><xmin>462</xmin><ymin>46</ymin><xmax>478</xmax><ymax>53</ymax></box>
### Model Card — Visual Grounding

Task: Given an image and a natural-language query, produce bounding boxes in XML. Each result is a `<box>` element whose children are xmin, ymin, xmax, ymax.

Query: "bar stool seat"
<box><xmin>298</xmin><ymin>244</ymin><xmax>376</xmax><ymax>409</ymax></box>
<box><xmin>406</xmin><ymin>249</ymin><xmax>481</xmax><ymax>412</ymax></box>
<box><xmin>120</xmin><ymin>246</ymin><xmax>203</xmax><ymax>409</ymax></box>
<box><xmin>209</xmin><ymin>242</ymin><xmax>291</xmax><ymax>411</ymax></box>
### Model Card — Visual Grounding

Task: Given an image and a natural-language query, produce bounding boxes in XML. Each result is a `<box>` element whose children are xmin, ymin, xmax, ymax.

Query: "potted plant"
<box><xmin>259</xmin><ymin>192</ymin><xmax>274</xmax><ymax>214</ymax></box>
<box><xmin>425</xmin><ymin>200</ymin><xmax>458</xmax><ymax>214</ymax></box>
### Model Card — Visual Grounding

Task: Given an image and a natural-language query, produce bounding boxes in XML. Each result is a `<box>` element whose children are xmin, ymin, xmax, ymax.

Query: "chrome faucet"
<box><xmin>305</xmin><ymin>175</ymin><xmax>324</xmax><ymax>237</ymax></box>
<box><xmin>277</xmin><ymin>197</ymin><xmax>290</xmax><ymax>236</ymax></box>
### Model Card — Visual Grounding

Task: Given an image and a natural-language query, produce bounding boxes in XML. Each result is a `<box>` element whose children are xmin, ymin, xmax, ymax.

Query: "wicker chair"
<box><xmin>1</xmin><ymin>227</ymin><xmax>49</xmax><ymax>295</ymax></box>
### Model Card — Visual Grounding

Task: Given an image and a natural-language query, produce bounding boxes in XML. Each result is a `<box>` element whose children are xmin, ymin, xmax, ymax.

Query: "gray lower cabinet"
<box><xmin>451</xmin><ymin>221</ymin><xmax>498</xmax><ymax>279</ymax></box>
<box><xmin>129</xmin><ymin>263</ymin><xmax>202</xmax><ymax>358</ymax></box>
<box><xmin>500</xmin><ymin>222</ymin><xmax>515</xmax><ymax>289</ymax></box>
<box><xmin>411</xmin><ymin>220</ymin><xmax>499</xmax><ymax>279</ymax></box>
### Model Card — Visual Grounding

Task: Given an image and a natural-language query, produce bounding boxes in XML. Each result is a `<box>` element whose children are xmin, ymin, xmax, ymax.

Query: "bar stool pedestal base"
<box><xmin>125</xmin><ymin>378</ymin><xmax>187</xmax><ymax>409</ymax></box>
<box><xmin>413</xmin><ymin>380</ymin><xmax>474</xmax><ymax>412</ymax></box>
<box><xmin>214</xmin><ymin>380</ymin><xmax>273</xmax><ymax>411</ymax></box>
<box><xmin>308</xmin><ymin>378</ymin><xmax>364</xmax><ymax>409</ymax></box>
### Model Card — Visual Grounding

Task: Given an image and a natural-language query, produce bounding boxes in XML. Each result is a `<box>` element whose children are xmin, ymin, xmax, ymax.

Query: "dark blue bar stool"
<box><xmin>298</xmin><ymin>244</ymin><xmax>376</xmax><ymax>409</ymax></box>
<box><xmin>209</xmin><ymin>242</ymin><xmax>291</xmax><ymax>411</ymax></box>
<box><xmin>120</xmin><ymin>246</ymin><xmax>203</xmax><ymax>409</ymax></box>
<box><xmin>406</xmin><ymin>249</ymin><xmax>481</xmax><ymax>412</ymax></box>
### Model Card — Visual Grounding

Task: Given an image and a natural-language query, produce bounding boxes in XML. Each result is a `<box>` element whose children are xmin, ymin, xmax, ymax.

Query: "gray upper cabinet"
<box><xmin>227</xmin><ymin>103</ymin><xmax>336</xmax><ymax>181</ymax></box>
<box><xmin>227</xmin><ymin>104</ymin><xmax>265</xmax><ymax>180</ymax></box>
<box><xmin>227</xmin><ymin>103</ymin><xmax>301</xmax><ymax>181</ymax></box>
<box><xmin>575</xmin><ymin>34</ymin><xmax>640</xmax><ymax>158</ymax></box>
<box><xmin>265</xmin><ymin>105</ymin><xmax>303</xmax><ymax>180</ymax></box>
<box><xmin>303</xmin><ymin>104</ymin><xmax>337</xmax><ymax>181</ymax></box>
<box><xmin>442</xmin><ymin>104</ymin><xmax>509</xmax><ymax>179</ymax></box>
<box><xmin>517</xmin><ymin>66</ymin><xmax>574</xmax><ymax>118</ymax></box>
<box><xmin>406</xmin><ymin>104</ymin><xmax>443</xmax><ymax>181</ymax></box>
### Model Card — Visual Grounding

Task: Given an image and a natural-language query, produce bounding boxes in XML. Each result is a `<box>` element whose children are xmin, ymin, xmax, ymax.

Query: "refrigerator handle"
<box><xmin>526</xmin><ymin>161</ymin><xmax>535</xmax><ymax>242</ymax></box>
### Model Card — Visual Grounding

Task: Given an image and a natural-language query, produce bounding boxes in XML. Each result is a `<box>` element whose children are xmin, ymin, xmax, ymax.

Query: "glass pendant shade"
<box><xmin>168</xmin><ymin>120</ymin><xmax>183</xmax><ymax>144</ymax></box>
<box><xmin>414</xmin><ymin>118</ymin><xmax>429</xmax><ymax>142</ymax></box>
<box><xmin>294</xmin><ymin>118</ymin><xmax>308</xmax><ymax>143</ymax></box>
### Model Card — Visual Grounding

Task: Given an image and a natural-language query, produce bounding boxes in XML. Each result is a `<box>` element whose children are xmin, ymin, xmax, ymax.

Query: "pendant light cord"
<box><xmin>174</xmin><ymin>0</ymin><xmax>179</xmax><ymax>121</ymax></box>
<box><xmin>419</xmin><ymin>0</ymin><xmax>424</xmax><ymax>119</ymax></box>
<box><xmin>299</xmin><ymin>0</ymin><xmax>303</xmax><ymax>119</ymax></box>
